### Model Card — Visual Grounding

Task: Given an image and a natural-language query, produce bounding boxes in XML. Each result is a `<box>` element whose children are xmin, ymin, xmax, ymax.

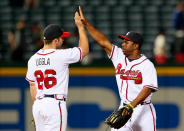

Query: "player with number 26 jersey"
<box><xmin>26</xmin><ymin>47</ymin><xmax>82</xmax><ymax>99</ymax></box>
<box><xmin>25</xmin><ymin>10</ymin><xmax>89</xmax><ymax>131</ymax></box>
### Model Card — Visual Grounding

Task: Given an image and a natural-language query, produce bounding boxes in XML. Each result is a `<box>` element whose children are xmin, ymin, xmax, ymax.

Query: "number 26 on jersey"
<box><xmin>34</xmin><ymin>69</ymin><xmax>57</xmax><ymax>89</ymax></box>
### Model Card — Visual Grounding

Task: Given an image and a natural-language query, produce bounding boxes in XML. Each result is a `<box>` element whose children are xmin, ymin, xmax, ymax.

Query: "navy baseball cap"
<box><xmin>118</xmin><ymin>31</ymin><xmax>143</xmax><ymax>45</ymax></box>
<box><xmin>43</xmin><ymin>24</ymin><xmax>70</xmax><ymax>40</ymax></box>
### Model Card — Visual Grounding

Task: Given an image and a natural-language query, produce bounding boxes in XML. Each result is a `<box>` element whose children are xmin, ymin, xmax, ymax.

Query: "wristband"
<box><xmin>128</xmin><ymin>103</ymin><xmax>134</xmax><ymax>109</ymax></box>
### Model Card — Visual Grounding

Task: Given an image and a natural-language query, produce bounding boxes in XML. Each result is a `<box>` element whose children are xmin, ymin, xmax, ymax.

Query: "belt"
<box><xmin>38</xmin><ymin>94</ymin><xmax>66</xmax><ymax>101</ymax></box>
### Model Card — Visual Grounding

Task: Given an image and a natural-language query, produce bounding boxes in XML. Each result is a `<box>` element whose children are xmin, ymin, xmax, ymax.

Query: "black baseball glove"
<box><xmin>104</xmin><ymin>104</ymin><xmax>133</xmax><ymax>129</ymax></box>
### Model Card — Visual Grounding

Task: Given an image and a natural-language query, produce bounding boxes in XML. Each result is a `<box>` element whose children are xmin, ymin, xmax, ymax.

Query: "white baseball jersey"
<box><xmin>109</xmin><ymin>45</ymin><xmax>158</xmax><ymax>102</ymax></box>
<box><xmin>26</xmin><ymin>47</ymin><xmax>82</xmax><ymax>131</ymax></box>
<box><xmin>26</xmin><ymin>47</ymin><xmax>82</xmax><ymax>98</ymax></box>
<box><xmin>109</xmin><ymin>45</ymin><xmax>158</xmax><ymax>131</ymax></box>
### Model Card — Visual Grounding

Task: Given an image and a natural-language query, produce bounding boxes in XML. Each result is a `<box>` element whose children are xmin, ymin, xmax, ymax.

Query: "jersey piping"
<box><xmin>110</xmin><ymin>45</ymin><xmax>115</xmax><ymax>59</ymax></box>
<box><xmin>125</xmin><ymin>56</ymin><xmax>127</xmax><ymax>66</ymax></box>
<box><xmin>78</xmin><ymin>47</ymin><xmax>82</xmax><ymax>61</ymax></box>
<box><xmin>125</xmin><ymin>58</ymin><xmax>148</xmax><ymax>101</ymax></box>
<box><xmin>149</xmin><ymin>104</ymin><xmax>156</xmax><ymax>131</ymax></box>
<box><xmin>59</xmin><ymin>101</ymin><xmax>62</xmax><ymax>131</ymax></box>
<box><xmin>26</xmin><ymin>77</ymin><xmax>35</xmax><ymax>82</ymax></box>
<box><xmin>36</xmin><ymin>51</ymin><xmax>55</xmax><ymax>55</ymax></box>
<box><xmin>143</xmin><ymin>85</ymin><xmax>158</xmax><ymax>90</ymax></box>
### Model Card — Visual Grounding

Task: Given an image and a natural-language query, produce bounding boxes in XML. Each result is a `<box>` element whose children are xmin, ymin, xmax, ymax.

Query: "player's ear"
<box><xmin>53</xmin><ymin>38</ymin><xmax>58</xmax><ymax>43</ymax></box>
<box><xmin>134</xmin><ymin>43</ymin><xmax>139</xmax><ymax>49</ymax></box>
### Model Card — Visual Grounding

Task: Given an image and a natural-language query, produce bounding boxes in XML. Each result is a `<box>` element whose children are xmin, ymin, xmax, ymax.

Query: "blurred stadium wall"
<box><xmin>0</xmin><ymin>67</ymin><xmax>184</xmax><ymax>131</ymax></box>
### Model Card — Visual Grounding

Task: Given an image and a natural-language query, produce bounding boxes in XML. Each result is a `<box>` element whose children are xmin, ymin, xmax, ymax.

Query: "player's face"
<box><xmin>122</xmin><ymin>40</ymin><xmax>136</xmax><ymax>56</ymax></box>
<box><xmin>56</xmin><ymin>37</ymin><xmax>64</xmax><ymax>49</ymax></box>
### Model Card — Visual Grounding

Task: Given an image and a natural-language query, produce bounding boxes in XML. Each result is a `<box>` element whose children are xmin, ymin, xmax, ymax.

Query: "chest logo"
<box><xmin>116</xmin><ymin>63</ymin><xmax>142</xmax><ymax>84</ymax></box>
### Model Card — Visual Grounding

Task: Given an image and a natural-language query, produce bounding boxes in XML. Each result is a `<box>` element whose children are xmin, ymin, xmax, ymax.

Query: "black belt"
<box><xmin>44</xmin><ymin>94</ymin><xmax>66</xmax><ymax>101</ymax></box>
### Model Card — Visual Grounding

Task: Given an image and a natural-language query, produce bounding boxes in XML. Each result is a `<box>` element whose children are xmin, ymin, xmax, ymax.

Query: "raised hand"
<box><xmin>74</xmin><ymin>11</ymin><xmax>84</xmax><ymax>28</ymax></box>
<box><xmin>79</xmin><ymin>6</ymin><xmax>88</xmax><ymax>25</ymax></box>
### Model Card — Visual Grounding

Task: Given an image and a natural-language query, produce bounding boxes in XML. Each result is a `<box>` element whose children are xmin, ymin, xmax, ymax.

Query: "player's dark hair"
<box><xmin>44</xmin><ymin>39</ymin><xmax>53</xmax><ymax>45</ymax></box>
<box><xmin>43</xmin><ymin>37</ymin><xmax>60</xmax><ymax>45</ymax></box>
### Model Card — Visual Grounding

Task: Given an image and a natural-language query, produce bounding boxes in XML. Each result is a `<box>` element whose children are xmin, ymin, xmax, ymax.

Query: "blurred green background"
<box><xmin>0</xmin><ymin>0</ymin><xmax>184</xmax><ymax>67</ymax></box>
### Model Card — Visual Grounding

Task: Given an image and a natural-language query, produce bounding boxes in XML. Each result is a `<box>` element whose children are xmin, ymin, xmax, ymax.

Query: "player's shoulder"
<box><xmin>142</xmin><ymin>55</ymin><xmax>156</xmax><ymax>68</ymax></box>
<box><xmin>59</xmin><ymin>47</ymin><xmax>81</xmax><ymax>55</ymax></box>
<box><xmin>56</xmin><ymin>47</ymin><xmax>79</xmax><ymax>52</ymax></box>
<box><xmin>62</xmin><ymin>47</ymin><xmax>79</xmax><ymax>51</ymax></box>
<box><xmin>113</xmin><ymin>45</ymin><xmax>124</xmax><ymax>55</ymax></box>
<box><xmin>113</xmin><ymin>45</ymin><xmax>121</xmax><ymax>51</ymax></box>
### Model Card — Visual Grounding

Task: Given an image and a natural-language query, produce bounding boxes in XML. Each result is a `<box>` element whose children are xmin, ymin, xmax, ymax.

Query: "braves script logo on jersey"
<box><xmin>116</xmin><ymin>63</ymin><xmax>142</xmax><ymax>84</ymax></box>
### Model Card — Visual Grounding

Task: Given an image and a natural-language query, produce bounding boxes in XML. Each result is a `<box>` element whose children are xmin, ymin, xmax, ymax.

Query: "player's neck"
<box><xmin>127</xmin><ymin>52</ymin><xmax>141</xmax><ymax>60</ymax></box>
<box><xmin>43</xmin><ymin>44</ymin><xmax>56</xmax><ymax>49</ymax></box>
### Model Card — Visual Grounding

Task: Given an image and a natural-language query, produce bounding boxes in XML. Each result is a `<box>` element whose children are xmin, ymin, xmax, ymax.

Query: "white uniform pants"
<box><xmin>111</xmin><ymin>101</ymin><xmax>156</xmax><ymax>131</ymax></box>
<box><xmin>32</xmin><ymin>98</ymin><xmax>67</xmax><ymax>131</ymax></box>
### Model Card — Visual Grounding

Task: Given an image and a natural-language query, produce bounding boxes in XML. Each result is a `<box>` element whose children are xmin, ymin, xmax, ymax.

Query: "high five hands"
<box><xmin>78</xmin><ymin>6</ymin><xmax>88</xmax><ymax>25</ymax></box>
<box><xmin>74</xmin><ymin>6</ymin><xmax>88</xmax><ymax>27</ymax></box>
<box><xmin>74</xmin><ymin>10</ymin><xmax>83</xmax><ymax>28</ymax></box>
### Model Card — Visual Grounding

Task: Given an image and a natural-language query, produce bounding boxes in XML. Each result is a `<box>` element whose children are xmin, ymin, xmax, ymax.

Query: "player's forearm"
<box><xmin>78</xmin><ymin>26</ymin><xmax>89</xmax><ymax>57</ymax></box>
<box><xmin>130</xmin><ymin>88</ymin><xmax>152</xmax><ymax>107</ymax></box>
<box><xmin>86</xmin><ymin>22</ymin><xmax>110</xmax><ymax>47</ymax></box>
<box><xmin>85</xmin><ymin>21</ymin><xmax>112</xmax><ymax>55</ymax></box>
<box><xmin>30</xmin><ymin>82</ymin><xmax>37</xmax><ymax>102</ymax></box>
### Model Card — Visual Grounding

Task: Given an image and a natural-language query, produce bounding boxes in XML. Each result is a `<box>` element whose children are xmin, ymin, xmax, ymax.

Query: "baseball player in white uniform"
<box><xmin>26</xmin><ymin>11</ymin><xmax>89</xmax><ymax>131</ymax></box>
<box><xmin>79</xmin><ymin>7</ymin><xmax>158</xmax><ymax>131</ymax></box>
